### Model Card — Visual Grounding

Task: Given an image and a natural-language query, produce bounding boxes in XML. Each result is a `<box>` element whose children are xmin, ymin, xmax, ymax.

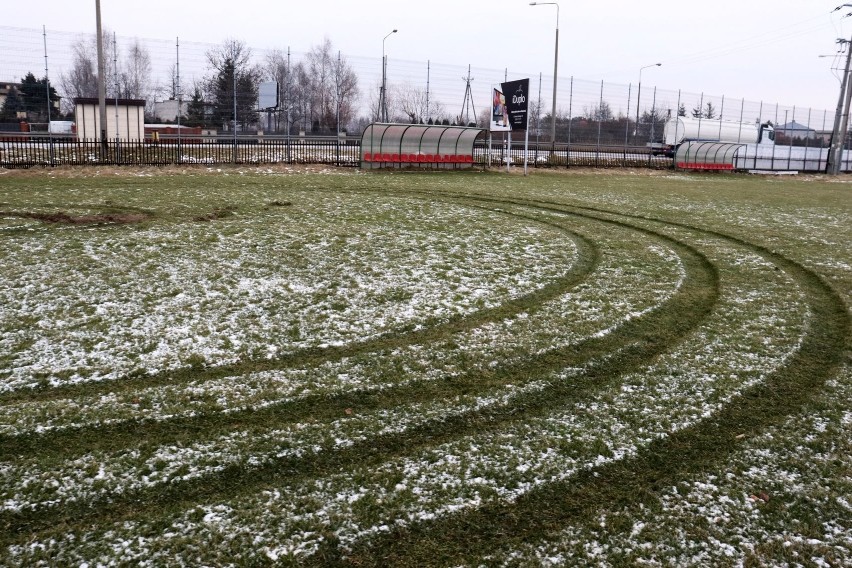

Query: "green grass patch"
<box><xmin>0</xmin><ymin>166</ymin><xmax>848</xmax><ymax>565</ymax></box>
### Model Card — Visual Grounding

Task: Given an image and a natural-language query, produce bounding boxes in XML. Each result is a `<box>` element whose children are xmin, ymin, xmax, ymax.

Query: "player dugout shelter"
<box><xmin>360</xmin><ymin>123</ymin><xmax>485</xmax><ymax>169</ymax></box>
<box><xmin>675</xmin><ymin>141</ymin><xmax>744</xmax><ymax>171</ymax></box>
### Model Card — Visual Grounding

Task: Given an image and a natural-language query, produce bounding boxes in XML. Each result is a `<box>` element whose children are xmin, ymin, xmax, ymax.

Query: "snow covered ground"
<box><xmin>0</xmin><ymin>167</ymin><xmax>848</xmax><ymax>565</ymax></box>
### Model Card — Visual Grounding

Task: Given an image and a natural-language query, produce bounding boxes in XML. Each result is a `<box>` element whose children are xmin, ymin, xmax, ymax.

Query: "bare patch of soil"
<box><xmin>0</xmin><ymin>210</ymin><xmax>150</xmax><ymax>225</ymax></box>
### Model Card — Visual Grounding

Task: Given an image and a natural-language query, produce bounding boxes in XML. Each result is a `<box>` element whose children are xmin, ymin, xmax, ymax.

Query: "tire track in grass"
<box><xmin>0</xmin><ymin>202</ymin><xmax>719</xmax><ymax>545</ymax></box>
<box><xmin>0</xmin><ymin>210</ymin><xmax>594</xmax><ymax>408</ymax></box>
<box><xmin>0</xmin><ymin>209</ymin><xmax>597</xmax><ymax>459</ymax></box>
<box><xmin>327</xmin><ymin>200</ymin><xmax>849</xmax><ymax>567</ymax></box>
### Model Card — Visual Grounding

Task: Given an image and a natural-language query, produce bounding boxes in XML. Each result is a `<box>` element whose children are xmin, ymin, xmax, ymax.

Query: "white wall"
<box><xmin>75</xmin><ymin>101</ymin><xmax>145</xmax><ymax>141</ymax></box>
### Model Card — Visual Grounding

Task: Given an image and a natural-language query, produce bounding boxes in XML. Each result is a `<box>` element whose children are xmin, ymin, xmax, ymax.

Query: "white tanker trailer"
<box><xmin>648</xmin><ymin>116</ymin><xmax>775</xmax><ymax>156</ymax></box>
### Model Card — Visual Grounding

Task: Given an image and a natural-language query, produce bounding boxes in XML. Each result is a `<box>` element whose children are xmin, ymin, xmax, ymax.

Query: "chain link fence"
<box><xmin>0</xmin><ymin>25</ymin><xmax>844</xmax><ymax>171</ymax></box>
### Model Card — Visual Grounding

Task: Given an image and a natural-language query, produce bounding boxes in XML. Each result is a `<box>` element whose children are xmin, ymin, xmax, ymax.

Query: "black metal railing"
<box><xmin>474</xmin><ymin>141</ymin><xmax>673</xmax><ymax>170</ymax></box>
<box><xmin>0</xmin><ymin>135</ymin><xmax>361</xmax><ymax>168</ymax></box>
<box><xmin>1</xmin><ymin>133</ymin><xmax>845</xmax><ymax>172</ymax></box>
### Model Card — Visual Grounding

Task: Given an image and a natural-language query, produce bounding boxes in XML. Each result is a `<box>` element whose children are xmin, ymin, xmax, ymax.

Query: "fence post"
<box><xmin>595</xmin><ymin>80</ymin><xmax>603</xmax><ymax>168</ymax></box>
<box><xmin>624</xmin><ymin>83</ymin><xmax>632</xmax><ymax>165</ymax></box>
<box><xmin>566</xmin><ymin>76</ymin><xmax>573</xmax><ymax>168</ymax></box>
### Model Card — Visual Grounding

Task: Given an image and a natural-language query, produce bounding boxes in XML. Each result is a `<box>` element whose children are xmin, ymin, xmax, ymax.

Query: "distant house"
<box><xmin>153</xmin><ymin>99</ymin><xmax>189</xmax><ymax>122</ymax></box>
<box><xmin>1</xmin><ymin>80</ymin><xmax>61</xmax><ymax>121</ymax></box>
<box><xmin>74</xmin><ymin>97</ymin><xmax>145</xmax><ymax>141</ymax></box>
<box><xmin>776</xmin><ymin>120</ymin><xmax>818</xmax><ymax>139</ymax></box>
<box><xmin>0</xmin><ymin>82</ymin><xmax>20</xmax><ymax>117</ymax></box>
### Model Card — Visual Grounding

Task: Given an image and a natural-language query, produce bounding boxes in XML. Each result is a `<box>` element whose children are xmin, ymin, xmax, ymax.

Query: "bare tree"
<box><xmin>59</xmin><ymin>32</ymin><xmax>117</xmax><ymax>112</ymax></box>
<box><xmin>59</xmin><ymin>32</ymin><xmax>156</xmax><ymax>116</ymax></box>
<box><xmin>291</xmin><ymin>61</ymin><xmax>312</xmax><ymax>134</ymax></box>
<box><xmin>429</xmin><ymin>97</ymin><xmax>449</xmax><ymax>124</ymax></box>
<box><xmin>392</xmin><ymin>83</ymin><xmax>447</xmax><ymax>124</ymax></box>
<box><xmin>365</xmin><ymin>79</ymin><xmax>385</xmax><ymax>122</ymax></box>
<box><xmin>300</xmin><ymin>39</ymin><xmax>359</xmax><ymax>133</ymax></box>
<box><xmin>527</xmin><ymin>98</ymin><xmax>543</xmax><ymax>136</ymax></box>
<box><xmin>477</xmin><ymin>106</ymin><xmax>491</xmax><ymax>129</ymax></box>
<box><xmin>119</xmin><ymin>39</ymin><xmax>152</xmax><ymax>99</ymax></box>
<box><xmin>583</xmin><ymin>101</ymin><xmax>614</xmax><ymax>121</ymax></box>
<box><xmin>331</xmin><ymin>50</ymin><xmax>358</xmax><ymax>132</ymax></box>
<box><xmin>395</xmin><ymin>82</ymin><xmax>428</xmax><ymax>123</ymax></box>
<box><xmin>117</xmin><ymin>38</ymin><xmax>156</xmax><ymax>118</ymax></box>
<box><xmin>305</xmin><ymin>38</ymin><xmax>333</xmax><ymax>132</ymax></box>
<box><xmin>164</xmin><ymin>63</ymin><xmax>181</xmax><ymax>100</ymax></box>
<box><xmin>152</xmin><ymin>63</ymin><xmax>188</xmax><ymax>110</ymax></box>
<box><xmin>265</xmin><ymin>49</ymin><xmax>313</xmax><ymax>134</ymax></box>
<box><xmin>265</xmin><ymin>50</ymin><xmax>287</xmax><ymax>131</ymax></box>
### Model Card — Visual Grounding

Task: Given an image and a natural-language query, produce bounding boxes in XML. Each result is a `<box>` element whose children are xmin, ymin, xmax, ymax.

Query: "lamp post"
<box><xmin>530</xmin><ymin>2</ymin><xmax>559</xmax><ymax>154</ymax></box>
<box><xmin>636</xmin><ymin>63</ymin><xmax>661</xmax><ymax>143</ymax></box>
<box><xmin>380</xmin><ymin>29</ymin><xmax>397</xmax><ymax>122</ymax></box>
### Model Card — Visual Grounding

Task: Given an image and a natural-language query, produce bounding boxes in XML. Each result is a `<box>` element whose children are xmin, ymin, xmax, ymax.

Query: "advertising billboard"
<box><xmin>491</xmin><ymin>88</ymin><xmax>511</xmax><ymax>132</ymax></box>
<box><xmin>500</xmin><ymin>78</ymin><xmax>530</xmax><ymax>131</ymax></box>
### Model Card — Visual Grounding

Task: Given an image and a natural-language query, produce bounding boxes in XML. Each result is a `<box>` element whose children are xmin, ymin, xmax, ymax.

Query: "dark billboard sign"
<box><xmin>500</xmin><ymin>78</ymin><xmax>530</xmax><ymax>130</ymax></box>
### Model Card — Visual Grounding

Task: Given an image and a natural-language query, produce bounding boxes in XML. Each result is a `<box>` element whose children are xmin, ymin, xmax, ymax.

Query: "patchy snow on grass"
<box><xmin>0</xmin><ymin>195</ymin><xmax>576</xmax><ymax>393</ymax></box>
<box><xmin>0</xmin><ymin>170</ymin><xmax>847</xmax><ymax>566</ymax></box>
<box><xmin>1</xmin><ymin>211</ymin><xmax>815</xmax><ymax>566</ymax></box>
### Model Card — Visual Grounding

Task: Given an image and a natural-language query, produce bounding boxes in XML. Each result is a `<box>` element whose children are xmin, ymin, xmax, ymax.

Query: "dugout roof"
<box><xmin>676</xmin><ymin>141</ymin><xmax>744</xmax><ymax>171</ymax></box>
<box><xmin>360</xmin><ymin>123</ymin><xmax>485</xmax><ymax>168</ymax></box>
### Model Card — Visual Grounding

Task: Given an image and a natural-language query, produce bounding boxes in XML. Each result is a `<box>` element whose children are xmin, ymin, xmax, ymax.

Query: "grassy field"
<box><xmin>0</xmin><ymin>164</ymin><xmax>849</xmax><ymax>566</ymax></box>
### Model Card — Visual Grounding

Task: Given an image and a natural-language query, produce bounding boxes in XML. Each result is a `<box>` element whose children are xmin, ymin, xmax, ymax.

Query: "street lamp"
<box><xmin>530</xmin><ymin>2</ymin><xmax>558</xmax><ymax>154</ymax></box>
<box><xmin>380</xmin><ymin>29</ymin><xmax>397</xmax><ymax>122</ymax></box>
<box><xmin>636</xmin><ymin>63</ymin><xmax>661</xmax><ymax>142</ymax></box>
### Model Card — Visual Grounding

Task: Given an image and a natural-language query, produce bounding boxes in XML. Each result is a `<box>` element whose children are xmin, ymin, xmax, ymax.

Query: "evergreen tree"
<box><xmin>184</xmin><ymin>86</ymin><xmax>206</xmax><ymax>127</ymax></box>
<box><xmin>19</xmin><ymin>72</ymin><xmax>59</xmax><ymax>122</ymax></box>
<box><xmin>704</xmin><ymin>101</ymin><xmax>716</xmax><ymax>119</ymax></box>
<box><xmin>205</xmin><ymin>40</ymin><xmax>261</xmax><ymax>130</ymax></box>
<box><xmin>0</xmin><ymin>86</ymin><xmax>25</xmax><ymax>121</ymax></box>
<box><xmin>691</xmin><ymin>104</ymin><xmax>703</xmax><ymax>118</ymax></box>
<box><xmin>678</xmin><ymin>103</ymin><xmax>687</xmax><ymax>117</ymax></box>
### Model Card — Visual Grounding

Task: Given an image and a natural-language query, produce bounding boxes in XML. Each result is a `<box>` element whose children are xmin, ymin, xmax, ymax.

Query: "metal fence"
<box><xmin>1</xmin><ymin>26</ymin><xmax>841</xmax><ymax>145</ymax></box>
<box><xmin>1</xmin><ymin>25</ymin><xmax>846</xmax><ymax>173</ymax></box>
<box><xmin>0</xmin><ymin>135</ymin><xmax>362</xmax><ymax>168</ymax></box>
<box><xmin>0</xmin><ymin>135</ymin><xmax>674</xmax><ymax>169</ymax></box>
<box><xmin>2</xmin><ymin>133</ymin><xmax>849</xmax><ymax>172</ymax></box>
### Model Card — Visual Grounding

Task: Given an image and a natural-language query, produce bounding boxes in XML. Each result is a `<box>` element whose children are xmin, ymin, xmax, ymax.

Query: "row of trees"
<box><xmin>0</xmin><ymin>31</ymin><xmax>159</xmax><ymax>123</ymax></box>
<box><xmin>60</xmin><ymin>32</ymin><xmax>154</xmax><ymax>112</ymax></box>
<box><xmin>183</xmin><ymin>38</ymin><xmax>460</xmax><ymax>134</ymax></box>
<box><xmin>1</xmin><ymin>31</ymin><xmax>465</xmax><ymax>133</ymax></box>
<box><xmin>2</xmin><ymin>32</ymin><xmax>764</xmax><ymax>137</ymax></box>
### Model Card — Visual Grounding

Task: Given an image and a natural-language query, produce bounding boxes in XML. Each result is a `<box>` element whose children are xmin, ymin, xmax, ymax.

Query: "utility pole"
<box><xmin>530</xmin><ymin>2</ymin><xmax>559</xmax><ymax>155</ymax></box>
<box><xmin>380</xmin><ymin>29</ymin><xmax>397</xmax><ymax>122</ymax></box>
<box><xmin>827</xmin><ymin>3</ymin><xmax>852</xmax><ymax>174</ymax></box>
<box><xmin>95</xmin><ymin>0</ymin><xmax>108</xmax><ymax>155</ymax></box>
<box><xmin>176</xmin><ymin>37</ymin><xmax>181</xmax><ymax>162</ymax></box>
<box><xmin>827</xmin><ymin>38</ymin><xmax>852</xmax><ymax>174</ymax></box>
<box><xmin>43</xmin><ymin>26</ymin><xmax>54</xmax><ymax>166</ymax></box>
<box><xmin>460</xmin><ymin>65</ymin><xmax>475</xmax><ymax>125</ymax></box>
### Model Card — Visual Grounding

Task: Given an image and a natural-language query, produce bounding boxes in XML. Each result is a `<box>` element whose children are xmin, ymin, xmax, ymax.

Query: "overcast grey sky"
<box><xmin>2</xmin><ymin>0</ymin><xmax>849</xmax><ymax>114</ymax></box>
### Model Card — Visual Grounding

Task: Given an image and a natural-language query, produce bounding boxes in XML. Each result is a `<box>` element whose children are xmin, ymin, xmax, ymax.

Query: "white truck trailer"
<box><xmin>649</xmin><ymin>116</ymin><xmax>774</xmax><ymax>156</ymax></box>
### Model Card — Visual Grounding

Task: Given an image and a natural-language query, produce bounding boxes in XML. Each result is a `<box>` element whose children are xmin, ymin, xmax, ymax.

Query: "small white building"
<box><xmin>73</xmin><ymin>97</ymin><xmax>145</xmax><ymax>141</ymax></box>
<box><xmin>153</xmin><ymin>99</ymin><xmax>188</xmax><ymax>122</ymax></box>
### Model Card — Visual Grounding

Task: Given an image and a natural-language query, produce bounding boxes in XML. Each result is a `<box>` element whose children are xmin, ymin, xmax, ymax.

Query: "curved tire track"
<box><xmin>330</xmin><ymin>195</ymin><xmax>849</xmax><ymax>566</ymax></box>
<box><xmin>0</xmin><ymin>198</ymin><xmax>720</xmax><ymax>546</ymax></box>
